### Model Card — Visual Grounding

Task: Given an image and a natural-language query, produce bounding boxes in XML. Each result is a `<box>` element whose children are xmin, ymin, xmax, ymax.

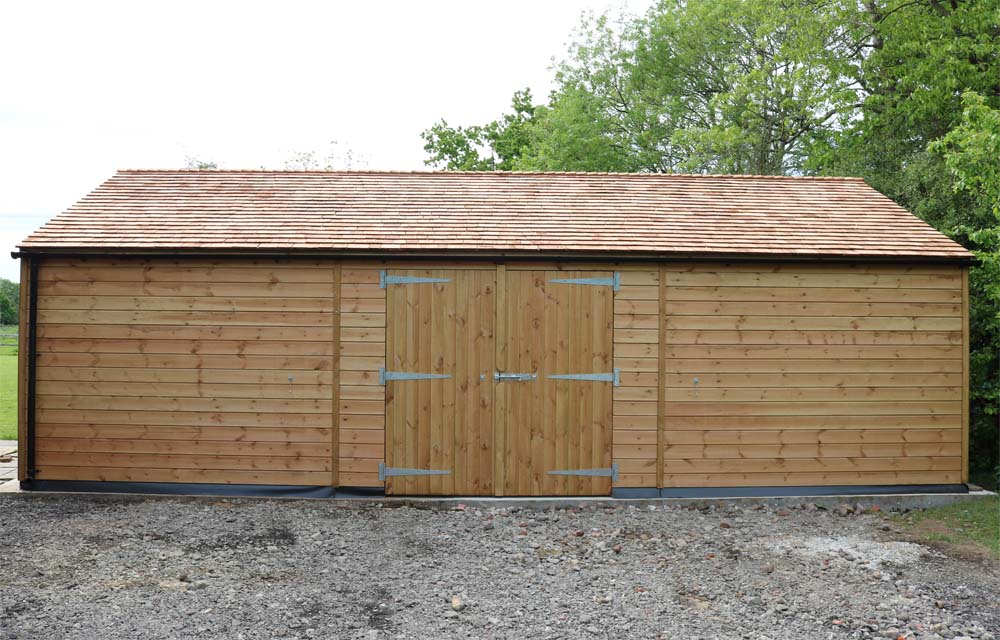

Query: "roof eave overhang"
<box><xmin>10</xmin><ymin>246</ymin><xmax>975</xmax><ymax>265</ymax></box>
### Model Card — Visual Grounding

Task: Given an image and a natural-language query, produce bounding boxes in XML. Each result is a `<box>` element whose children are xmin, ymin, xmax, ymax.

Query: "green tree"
<box><xmin>0</xmin><ymin>278</ymin><xmax>19</xmax><ymax>326</ymax></box>
<box><xmin>931</xmin><ymin>91</ymin><xmax>1000</xmax><ymax>484</ymax></box>
<box><xmin>422</xmin><ymin>90</ymin><xmax>537</xmax><ymax>171</ymax></box>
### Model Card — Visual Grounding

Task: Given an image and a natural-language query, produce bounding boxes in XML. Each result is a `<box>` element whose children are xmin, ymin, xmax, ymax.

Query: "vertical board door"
<box><xmin>498</xmin><ymin>270</ymin><xmax>615</xmax><ymax>496</ymax></box>
<box><xmin>384</xmin><ymin>269</ymin><xmax>496</xmax><ymax>495</ymax></box>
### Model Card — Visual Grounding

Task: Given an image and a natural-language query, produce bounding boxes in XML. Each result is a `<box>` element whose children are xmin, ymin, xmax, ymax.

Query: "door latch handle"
<box><xmin>494</xmin><ymin>372</ymin><xmax>537</xmax><ymax>382</ymax></box>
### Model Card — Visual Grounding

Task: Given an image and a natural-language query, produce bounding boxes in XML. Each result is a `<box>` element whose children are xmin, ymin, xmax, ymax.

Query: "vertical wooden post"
<box><xmin>493</xmin><ymin>263</ymin><xmax>506</xmax><ymax>496</ymax></box>
<box><xmin>16</xmin><ymin>258</ymin><xmax>30</xmax><ymax>482</ymax></box>
<box><xmin>331</xmin><ymin>262</ymin><xmax>342</xmax><ymax>488</ymax></box>
<box><xmin>656</xmin><ymin>263</ymin><xmax>667</xmax><ymax>490</ymax></box>
<box><xmin>961</xmin><ymin>266</ymin><xmax>970</xmax><ymax>484</ymax></box>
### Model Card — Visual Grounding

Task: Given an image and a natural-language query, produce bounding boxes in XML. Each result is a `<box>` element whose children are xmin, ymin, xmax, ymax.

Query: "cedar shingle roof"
<box><xmin>18</xmin><ymin>170</ymin><xmax>971</xmax><ymax>260</ymax></box>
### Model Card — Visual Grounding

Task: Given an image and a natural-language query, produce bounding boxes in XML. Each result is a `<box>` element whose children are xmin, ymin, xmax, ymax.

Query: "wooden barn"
<box><xmin>12</xmin><ymin>170</ymin><xmax>974</xmax><ymax>497</ymax></box>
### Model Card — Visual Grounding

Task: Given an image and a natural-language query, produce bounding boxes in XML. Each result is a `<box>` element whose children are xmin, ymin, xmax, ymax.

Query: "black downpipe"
<box><xmin>25</xmin><ymin>257</ymin><xmax>38</xmax><ymax>480</ymax></box>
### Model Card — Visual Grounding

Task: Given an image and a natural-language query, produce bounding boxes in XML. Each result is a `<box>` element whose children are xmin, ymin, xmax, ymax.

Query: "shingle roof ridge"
<box><xmin>114</xmin><ymin>168</ymin><xmax>866</xmax><ymax>181</ymax></box>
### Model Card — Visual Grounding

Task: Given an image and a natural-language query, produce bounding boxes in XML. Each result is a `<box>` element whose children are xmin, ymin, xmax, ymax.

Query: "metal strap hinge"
<box><xmin>547</xmin><ymin>464</ymin><xmax>619</xmax><ymax>482</ymax></box>
<box><xmin>379</xmin><ymin>463</ymin><xmax>451</xmax><ymax>481</ymax></box>
<box><xmin>549</xmin><ymin>272</ymin><xmax>620</xmax><ymax>291</ymax></box>
<box><xmin>380</xmin><ymin>270</ymin><xmax>450</xmax><ymax>288</ymax></box>
<box><xmin>548</xmin><ymin>368</ymin><xmax>620</xmax><ymax>386</ymax></box>
<box><xmin>379</xmin><ymin>368</ymin><xmax>451</xmax><ymax>385</ymax></box>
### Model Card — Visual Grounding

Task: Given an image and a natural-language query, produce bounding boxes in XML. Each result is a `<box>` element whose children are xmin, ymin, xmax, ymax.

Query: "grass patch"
<box><xmin>895</xmin><ymin>497</ymin><xmax>1000</xmax><ymax>562</ymax></box>
<box><xmin>0</xmin><ymin>330</ymin><xmax>17</xmax><ymax>440</ymax></box>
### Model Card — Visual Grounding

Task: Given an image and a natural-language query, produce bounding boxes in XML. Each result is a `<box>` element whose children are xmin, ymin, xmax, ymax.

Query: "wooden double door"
<box><xmin>383</xmin><ymin>268</ymin><xmax>614</xmax><ymax>496</ymax></box>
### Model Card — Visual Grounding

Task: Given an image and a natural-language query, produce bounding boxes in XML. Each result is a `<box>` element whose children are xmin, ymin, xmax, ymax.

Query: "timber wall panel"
<box><xmin>337</xmin><ymin>268</ymin><xmax>385</xmax><ymax>487</ymax></box>
<box><xmin>662</xmin><ymin>262</ymin><xmax>965</xmax><ymax>488</ymax></box>
<box><xmin>32</xmin><ymin>258</ymin><xmax>336</xmax><ymax>486</ymax></box>
<box><xmin>613</xmin><ymin>270</ymin><xmax>660</xmax><ymax>488</ymax></box>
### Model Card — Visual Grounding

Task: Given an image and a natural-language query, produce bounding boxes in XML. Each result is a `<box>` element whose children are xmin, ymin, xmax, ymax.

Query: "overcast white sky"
<box><xmin>0</xmin><ymin>0</ymin><xmax>652</xmax><ymax>281</ymax></box>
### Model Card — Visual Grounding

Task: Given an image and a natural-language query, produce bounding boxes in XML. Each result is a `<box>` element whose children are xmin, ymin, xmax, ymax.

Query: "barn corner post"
<box><xmin>961</xmin><ymin>265</ymin><xmax>970</xmax><ymax>485</ymax></box>
<box><xmin>16</xmin><ymin>255</ymin><xmax>37</xmax><ymax>484</ymax></box>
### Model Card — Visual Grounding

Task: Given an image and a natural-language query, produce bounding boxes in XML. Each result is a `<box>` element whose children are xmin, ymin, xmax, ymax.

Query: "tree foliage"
<box><xmin>422</xmin><ymin>0</ymin><xmax>1000</xmax><ymax>484</ymax></box>
<box><xmin>0</xmin><ymin>278</ymin><xmax>19</xmax><ymax>326</ymax></box>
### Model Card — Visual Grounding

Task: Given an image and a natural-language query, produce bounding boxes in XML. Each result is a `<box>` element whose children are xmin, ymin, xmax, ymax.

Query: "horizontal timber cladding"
<box><xmin>661</xmin><ymin>262</ymin><xmax>966</xmax><ymax>488</ymax></box>
<box><xmin>337</xmin><ymin>267</ymin><xmax>386</xmax><ymax>487</ymax></box>
<box><xmin>32</xmin><ymin>257</ymin><xmax>337</xmax><ymax>486</ymax></box>
<box><xmin>612</xmin><ymin>269</ymin><xmax>660</xmax><ymax>488</ymax></box>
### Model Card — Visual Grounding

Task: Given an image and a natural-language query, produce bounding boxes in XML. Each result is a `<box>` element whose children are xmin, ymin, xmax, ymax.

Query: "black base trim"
<box><xmin>22</xmin><ymin>480</ymin><xmax>335</xmax><ymax>498</ymax></box>
<box><xmin>612</xmin><ymin>488</ymin><xmax>660</xmax><ymax>499</ymax></box>
<box><xmin>334</xmin><ymin>486</ymin><xmax>386</xmax><ymax>499</ymax></box>
<box><xmin>658</xmin><ymin>484</ymin><xmax>969</xmax><ymax>498</ymax></box>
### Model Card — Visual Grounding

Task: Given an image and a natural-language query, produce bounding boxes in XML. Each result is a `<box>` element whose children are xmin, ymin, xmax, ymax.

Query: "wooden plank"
<box><xmin>340</xmin><ymin>327</ymin><xmax>386</xmax><ymax>343</ymax></box>
<box><xmin>663</xmin><ymin>443</ymin><xmax>962</xmax><ymax>459</ymax></box>
<box><xmin>669</xmin><ymin>386</ymin><xmax>962</xmax><ymax>402</ymax></box>
<box><xmin>665</xmin><ymin>301</ymin><xmax>960</xmax><ymax>317</ymax></box>
<box><xmin>36</xmin><ymin>367</ymin><xmax>333</xmax><ymax>385</ymax></box>
<box><xmin>667</xmin><ymin>457</ymin><xmax>961</xmax><ymax>473</ymax></box>
<box><xmin>35</xmin><ymin>450</ymin><xmax>334</xmax><ymax>472</ymax></box>
<box><xmin>34</xmin><ymin>466</ymin><xmax>331</xmax><ymax>485</ymax></box>
<box><xmin>663</xmin><ymin>372</ymin><xmax>962</xmax><ymax>388</ymax></box>
<box><xmin>338</xmin><ymin>472</ymin><xmax>380</xmax><ymax>487</ymax></box>
<box><xmin>613</xmin><ymin>386</ymin><xmax>657</xmax><ymax>401</ymax></box>
<box><xmin>37</xmin><ymin>352</ymin><xmax>333</xmax><ymax>371</ymax></box>
<box><xmin>662</xmin><ymin>429</ymin><xmax>963</xmax><ymax>446</ymax></box>
<box><xmin>340</xmin><ymin>298</ymin><xmax>387</xmax><ymax>314</ymax></box>
<box><xmin>662</xmin><ymin>271</ymin><xmax>961</xmax><ymax>289</ymax></box>
<box><xmin>665</xmin><ymin>359</ymin><xmax>962</xmax><ymax>373</ymax></box>
<box><xmin>613</xmin><ymin>430</ymin><xmax>658</xmax><ymax>446</ymax></box>
<box><xmin>37</xmin><ymin>309</ymin><xmax>334</xmax><ymax>327</ymax></box>
<box><xmin>37</xmin><ymin>438</ymin><xmax>332</xmax><ymax>456</ymax></box>
<box><xmin>37</xmin><ymin>295</ymin><xmax>335</xmax><ymax>312</ymax></box>
<box><xmin>663</xmin><ymin>415</ymin><xmax>961</xmax><ymax>430</ymax></box>
<box><xmin>341</xmin><ymin>283</ymin><xmax>385</xmax><ymax>299</ymax></box>
<box><xmin>39</xmin><ymin>409</ymin><xmax>330</xmax><ymax>427</ymax></box>
<box><xmin>664</xmin><ymin>330</ymin><xmax>962</xmax><ymax>346</ymax></box>
<box><xmin>37</xmin><ymin>395</ymin><xmax>332</xmax><ymax>414</ymax></box>
<box><xmin>665</xmin><ymin>345</ymin><xmax>960</xmax><ymax>360</ymax></box>
<box><xmin>665</xmin><ymin>316</ymin><xmax>962</xmax><ymax>331</ymax></box>
<box><xmin>38</xmin><ymin>265</ymin><xmax>335</xmax><ymax>284</ymax></box>
<box><xmin>340</xmin><ymin>268</ymin><xmax>381</xmax><ymax>284</ymax></box>
<box><xmin>36</xmin><ymin>338</ymin><xmax>334</xmax><ymax>356</ymax></box>
<box><xmin>615</xmin><ymin>285</ymin><xmax>659</xmax><ymax>300</ymax></box>
<box><xmin>36</xmin><ymin>424</ymin><xmax>333</xmax><ymax>442</ymax></box>
<box><xmin>340</xmin><ymin>356</ymin><xmax>385</xmax><ymax>372</ymax></box>
<box><xmin>614</xmin><ymin>329</ymin><xmax>659</xmax><ymax>344</ymax></box>
<box><xmin>663</xmin><ymin>471</ymin><xmax>961</xmax><ymax>487</ymax></box>
<box><xmin>668</xmin><ymin>286</ymin><xmax>962</xmax><ymax>303</ymax></box>
<box><xmin>664</xmin><ymin>263</ymin><xmax>960</xmax><ymax>276</ymax></box>
<box><xmin>340</xmin><ymin>428</ymin><xmax>384</xmax><ymax>444</ymax></box>
<box><xmin>616</xmin><ymin>344</ymin><xmax>658</xmax><ymax>358</ymax></box>
<box><xmin>38</xmin><ymin>280</ymin><xmax>336</xmax><ymax>298</ymax></box>
<box><xmin>43</xmin><ymin>257</ymin><xmax>335</xmax><ymax>270</ymax></box>
<box><xmin>340</xmin><ymin>313</ymin><xmax>386</xmax><ymax>328</ymax></box>
<box><xmin>36</xmin><ymin>381</ymin><xmax>332</xmax><ymax>399</ymax></box>
<box><xmin>37</xmin><ymin>323</ymin><xmax>334</xmax><ymax>342</ymax></box>
<box><xmin>961</xmin><ymin>267</ymin><xmax>970</xmax><ymax>483</ymax></box>
<box><xmin>613</xmin><ymin>314</ymin><xmax>658</xmax><ymax>329</ymax></box>
<box><xmin>664</xmin><ymin>401</ymin><xmax>961</xmax><ymax>417</ymax></box>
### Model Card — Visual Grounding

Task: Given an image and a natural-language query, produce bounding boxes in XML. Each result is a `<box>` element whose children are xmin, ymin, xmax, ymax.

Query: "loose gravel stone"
<box><xmin>0</xmin><ymin>496</ymin><xmax>996</xmax><ymax>639</ymax></box>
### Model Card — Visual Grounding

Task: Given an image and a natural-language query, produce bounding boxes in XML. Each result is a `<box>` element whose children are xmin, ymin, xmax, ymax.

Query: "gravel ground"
<box><xmin>0</xmin><ymin>496</ymin><xmax>997</xmax><ymax>639</ymax></box>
